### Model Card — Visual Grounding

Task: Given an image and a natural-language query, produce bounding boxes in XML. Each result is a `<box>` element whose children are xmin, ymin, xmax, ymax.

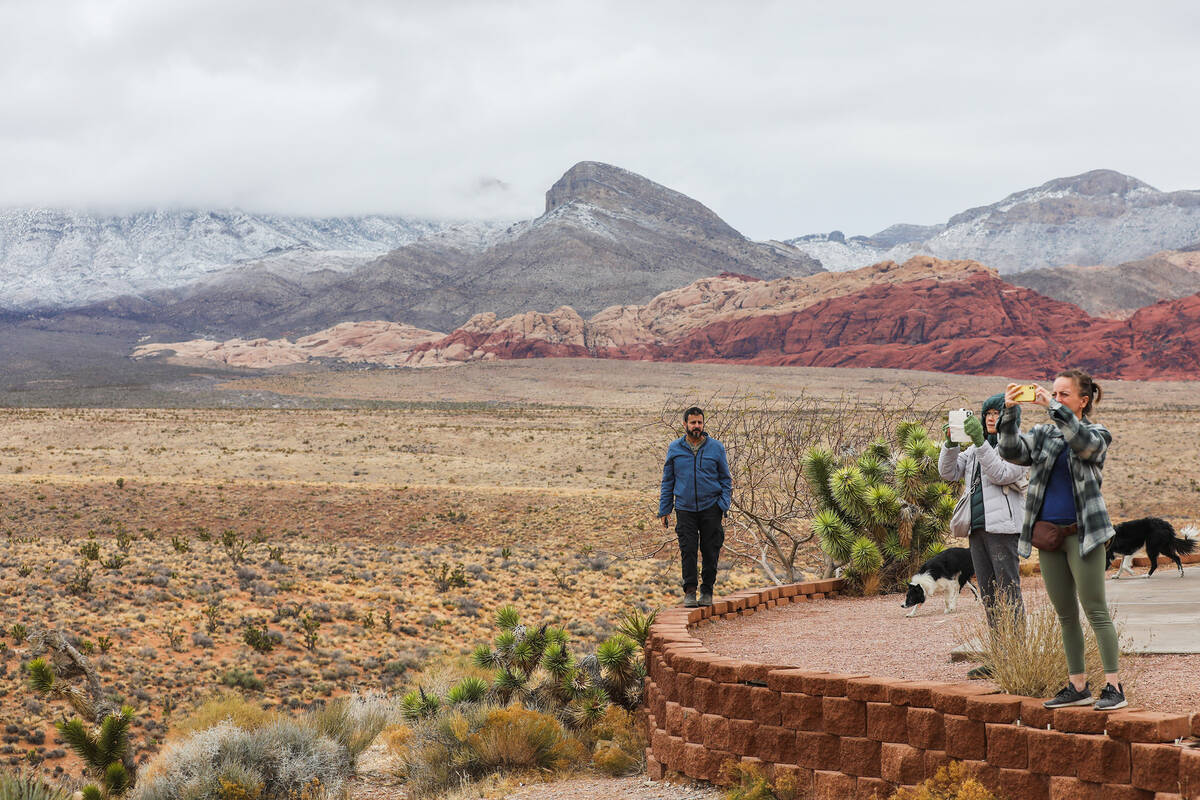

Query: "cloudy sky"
<box><xmin>1</xmin><ymin>1</ymin><xmax>1198</xmax><ymax>239</ymax></box>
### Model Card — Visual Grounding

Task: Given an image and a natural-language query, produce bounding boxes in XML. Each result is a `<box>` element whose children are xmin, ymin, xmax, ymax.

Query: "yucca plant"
<box><xmin>0</xmin><ymin>771</ymin><xmax>73</xmax><ymax>800</ymax></box>
<box><xmin>615</xmin><ymin>608</ymin><xmax>657</xmax><ymax>648</ymax></box>
<box><xmin>804</xmin><ymin>422</ymin><xmax>954</xmax><ymax>593</ymax></box>
<box><xmin>446</xmin><ymin>677</ymin><xmax>489</xmax><ymax>705</ymax></box>
<box><xmin>26</xmin><ymin>643</ymin><xmax>137</xmax><ymax>797</ymax></box>
<box><xmin>468</xmin><ymin>607</ymin><xmax>648</xmax><ymax>728</ymax></box>
<box><xmin>56</xmin><ymin>707</ymin><xmax>134</xmax><ymax>798</ymax></box>
<box><xmin>25</xmin><ymin>657</ymin><xmax>96</xmax><ymax>721</ymax></box>
<box><xmin>400</xmin><ymin>687</ymin><xmax>442</xmax><ymax>722</ymax></box>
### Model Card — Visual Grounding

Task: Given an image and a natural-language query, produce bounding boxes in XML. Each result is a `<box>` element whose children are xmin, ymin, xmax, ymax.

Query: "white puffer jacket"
<box><xmin>939</xmin><ymin>441</ymin><xmax>1028</xmax><ymax>535</ymax></box>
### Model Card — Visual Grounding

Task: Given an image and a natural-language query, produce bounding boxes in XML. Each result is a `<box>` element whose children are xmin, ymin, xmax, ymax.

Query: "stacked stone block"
<box><xmin>643</xmin><ymin>579</ymin><xmax>1196</xmax><ymax>799</ymax></box>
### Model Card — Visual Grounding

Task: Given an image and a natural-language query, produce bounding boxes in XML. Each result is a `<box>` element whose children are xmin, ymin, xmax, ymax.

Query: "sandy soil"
<box><xmin>3</xmin><ymin>359</ymin><xmax>1199</xmax><ymax>792</ymax></box>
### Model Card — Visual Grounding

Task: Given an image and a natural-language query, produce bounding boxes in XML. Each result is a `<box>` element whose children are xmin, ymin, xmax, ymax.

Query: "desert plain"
<box><xmin>2</xmin><ymin>358</ymin><xmax>1200</xmax><ymax>784</ymax></box>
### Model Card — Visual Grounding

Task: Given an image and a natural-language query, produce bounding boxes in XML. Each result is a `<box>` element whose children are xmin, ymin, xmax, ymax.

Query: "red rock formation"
<box><xmin>134</xmin><ymin>256</ymin><xmax>1200</xmax><ymax>380</ymax></box>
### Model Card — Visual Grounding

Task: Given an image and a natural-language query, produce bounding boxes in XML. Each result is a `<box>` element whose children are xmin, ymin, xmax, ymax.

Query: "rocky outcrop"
<box><xmin>133</xmin><ymin>321</ymin><xmax>443</xmax><ymax>368</ymax></box>
<box><xmin>138</xmin><ymin>255</ymin><xmax>1200</xmax><ymax>380</ymax></box>
<box><xmin>1008</xmin><ymin>249</ymin><xmax>1200</xmax><ymax>317</ymax></box>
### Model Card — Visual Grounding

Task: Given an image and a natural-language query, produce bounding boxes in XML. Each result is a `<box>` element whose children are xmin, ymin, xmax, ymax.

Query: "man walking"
<box><xmin>658</xmin><ymin>406</ymin><xmax>731</xmax><ymax>607</ymax></box>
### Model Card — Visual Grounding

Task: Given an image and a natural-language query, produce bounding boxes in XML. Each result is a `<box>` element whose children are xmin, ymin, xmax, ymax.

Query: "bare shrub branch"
<box><xmin>627</xmin><ymin>384</ymin><xmax>956</xmax><ymax>586</ymax></box>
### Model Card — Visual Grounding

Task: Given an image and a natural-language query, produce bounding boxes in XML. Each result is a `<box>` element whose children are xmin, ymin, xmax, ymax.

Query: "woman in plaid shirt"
<box><xmin>997</xmin><ymin>368</ymin><xmax>1125</xmax><ymax>711</ymax></box>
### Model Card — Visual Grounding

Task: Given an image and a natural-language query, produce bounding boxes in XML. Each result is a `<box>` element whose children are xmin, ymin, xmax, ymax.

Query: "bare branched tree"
<box><xmin>636</xmin><ymin>384</ymin><xmax>955</xmax><ymax>585</ymax></box>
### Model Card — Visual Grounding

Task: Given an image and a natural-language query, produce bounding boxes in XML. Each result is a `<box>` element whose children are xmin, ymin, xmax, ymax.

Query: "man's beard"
<box><xmin>687</xmin><ymin>429</ymin><xmax>704</xmax><ymax>440</ymax></box>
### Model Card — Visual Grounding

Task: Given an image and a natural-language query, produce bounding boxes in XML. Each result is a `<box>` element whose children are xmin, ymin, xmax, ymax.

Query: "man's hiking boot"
<box><xmin>698</xmin><ymin>592</ymin><xmax>713</xmax><ymax>607</ymax></box>
<box><xmin>966</xmin><ymin>664</ymin><xmax>994</xmax><ymax>680</ymax></box>
<box><xmin>683</xmin><ymin>591</ymin><xmax>699</xmax><ymax>608</ymax></box>
<box><xmin>1094</xmin><ymin>682</ymin><xmax>1127</xmax><ymax>711</ymax></box>
<box><xmin>1044</xmin><ymin>682</ymin><xmax>1093</xmax><ymax>708</ymax></box>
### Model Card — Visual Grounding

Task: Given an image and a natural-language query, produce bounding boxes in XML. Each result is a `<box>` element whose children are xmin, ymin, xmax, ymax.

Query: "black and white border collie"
<box><xmin>1106</xmin><ymin>517</ymin><xmax>1198</xmax><ymax>579</ymax></box>
<box><xmin>901</xmin><ymin>547</ymin><xmax>978</xmax><ymax>617</ymax></box>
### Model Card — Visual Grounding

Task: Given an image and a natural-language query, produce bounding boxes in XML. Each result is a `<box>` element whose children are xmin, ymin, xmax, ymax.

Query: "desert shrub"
<box><xmin>587</xmin><ymin>706</ymin><xmax>645</xmax><ymax>776</ymax></box>
<box><xmin>471</xmin><ymin>706</ymin><xmax>584</xmax><ymax>771</ymax></box>
<box><xmin>889</xmin><ymin>761</ymin><xmax>1002</xmax><ymax>800</ymax></box>
<box><xmin>806</xmin><ymin>423</ymin><xmax>953</xmax><ymax>593</ymax></box>
<box><xmin>398</xmin><ymin>704</ymin><xmax>584</xmax><ymax>797</ymax></box>
<box><xmin>220</xmin><ymin>669</ymin><xmax>265</xmax><ymax>692</ymax></box>
<box><xmin>301</xmin><ymin>693</ymin><xmax>392</xmax><ymax>759</ymax></box>
<box><xmin>957</xmin><ymin>594</ymin><xmax>1133</xmax><ymax>700</ymax></box>
<box><xmin>721</xmin><ymin>760</ymin><xmax>798</xmax><ymax>800</ymax></box>
<box><xmin>242</xmin><ymin>624</ymin><xmax>275</xmax><ymax>653</ymax></box>
<box><xmin>131</xmin><ymin>719</ymin><xmax>352</xmax><ymax>800</ymax></box>
<box><xmin>0</xmin><ymin>771</ymin><xmax>73</xmax><ymax>800</ymax></box>
<box><xmin>427</xmin><ymin>562</ymin><xmax>469</xmax><ymax>592</ymax></box>
<box><xmin>168</xmin><ymin>692</ymin><xmax>279</xmax><ymax>740</ymax></box>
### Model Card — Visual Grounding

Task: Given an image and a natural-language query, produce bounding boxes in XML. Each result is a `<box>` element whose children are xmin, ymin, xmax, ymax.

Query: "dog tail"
<box><xmin>1177</xmin><ymin>524</ymin><xmax>1200</xmax><ymax>555</ymax></box>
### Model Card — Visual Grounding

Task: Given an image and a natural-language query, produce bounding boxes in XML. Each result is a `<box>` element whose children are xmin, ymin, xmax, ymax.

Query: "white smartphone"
<box><xmin>948</xmin><ymin>408</ymin><xmax>974</xmax><ymax>444</ymax></box>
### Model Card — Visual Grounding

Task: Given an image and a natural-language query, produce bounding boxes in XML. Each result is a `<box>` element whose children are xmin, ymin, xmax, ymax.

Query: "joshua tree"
<box><xmin>24</xmin><ymin>628</ymin><xmax>137</xmax><ymax>797</ymax></box>
<box><xmin>805</xmin><ymin>421</ymin><xmax>955</xmax><ymax>593</ymax></box>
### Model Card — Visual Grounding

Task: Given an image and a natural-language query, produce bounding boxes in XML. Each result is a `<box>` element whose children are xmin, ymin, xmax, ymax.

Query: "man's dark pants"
<box><xmin>676</xmin><ymin>504</ymin><xmax>724</xmax><ymax>594</ymax></box>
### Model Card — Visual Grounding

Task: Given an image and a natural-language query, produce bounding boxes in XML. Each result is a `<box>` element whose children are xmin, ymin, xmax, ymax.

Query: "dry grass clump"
<box><xmin>397</xmin><ymin>704</ymin><xmax>586</xmax><ymax>797</ymax></box>
<box><xmin>586</xmin><ymin>706</ymin><xmax>645</xmax><ymax>777</ymax></box>
<box><xmin>720</xmin><ymin>760</ymin><xmax>799</xmax><ymax>800</ymax></box>
<box><xmin>383</xmin><ymin>724</ymin><xmax>413</xmax><ymax>760</ymax></box>
<box><xmin>301</xmin><ymin>693</ymin><xmax>393</xmax><ymax>759</ymax></box>
<box><xmin>888</xmin><ymin>762</ymin><xmax>1002</xmax><ymax>799</ymax></box>
<box><xmin>169</xmin><ymin>692</ymin><xmax>280</xmax><ymax>740</ymax></box>
<box><xmin>957</xmin><ymin>595</ymin><xmax>1136</xmax><ymax>700</ymax></box>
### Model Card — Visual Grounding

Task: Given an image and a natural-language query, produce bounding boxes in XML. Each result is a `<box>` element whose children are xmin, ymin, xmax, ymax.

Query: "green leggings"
<box><xmin>1038</xmin><ymin>540</ymin><xmax>1120</xmax><ymax>674</ymax></box>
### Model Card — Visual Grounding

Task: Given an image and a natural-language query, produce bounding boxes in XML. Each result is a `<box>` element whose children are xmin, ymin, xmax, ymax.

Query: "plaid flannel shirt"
<box><xmin>996</xmin><ymin>399</ymin><xmax>1114</xmax><ymax>558</ymax></box>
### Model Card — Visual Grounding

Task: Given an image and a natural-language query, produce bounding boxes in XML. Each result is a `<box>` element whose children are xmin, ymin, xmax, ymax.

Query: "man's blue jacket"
<box><xmin>658</xmin><ymin>435</ymin><xmax>732</xmax><ymax>517</ymax></box>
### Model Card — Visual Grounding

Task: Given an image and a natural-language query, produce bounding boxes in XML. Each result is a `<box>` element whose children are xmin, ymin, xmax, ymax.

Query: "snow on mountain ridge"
<box><xmin>785</xmin><ymin>169</ymin><xmax>1200</xmax><ymax>273</ymax></box>
<box><xmin>0</xmin><ymin>208</ymin><xmax>459</xmax><ymax>310</ymax></box>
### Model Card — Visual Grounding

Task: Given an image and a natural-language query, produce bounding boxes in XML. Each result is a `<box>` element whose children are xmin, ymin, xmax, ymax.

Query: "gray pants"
<box><xmin>969</xmin><ymin>531</ymin><xmax>1024</xmax><ymax>629</ymax></box>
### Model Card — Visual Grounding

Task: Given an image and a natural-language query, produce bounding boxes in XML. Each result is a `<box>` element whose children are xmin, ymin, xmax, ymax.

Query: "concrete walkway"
<box><xmin>1106</xmin><ymin>563</ymin><xmax>1200</xmax><ymax>653</ymax></box>
<box><xmin>953</xmin><ymin>563</ymin><xmax>1200</xmax><ymax>659</ymax></box>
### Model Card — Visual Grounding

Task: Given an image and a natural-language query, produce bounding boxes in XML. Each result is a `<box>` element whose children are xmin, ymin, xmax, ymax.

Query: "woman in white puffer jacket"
<box><xmin>939</xmin><ymin>393</ymin><xmax>1028</xmax><ymax>647</ymax></box>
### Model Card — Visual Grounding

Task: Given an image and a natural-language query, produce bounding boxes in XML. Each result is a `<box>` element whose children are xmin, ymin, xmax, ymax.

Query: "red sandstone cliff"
<box><xmin>133</xmin><ymin>256</ymin><xmax>1200</xmax><ymax>380</ymax></box>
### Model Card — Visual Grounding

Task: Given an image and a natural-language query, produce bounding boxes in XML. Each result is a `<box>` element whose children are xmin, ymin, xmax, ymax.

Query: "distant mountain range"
<box><xmin>786</xmin><ymin>170</ymin><xmax>1200</xmax><ymax>273</ymax></box>
<box><xmin>135</xmin><ymin>255</ymin><xmax>1200</xmax><ymax>381</ymax></box>
<box><xmin>8</xmin><ymin>162</ymin><xmax>1200</xmax><ymax>387</ymax></box>
<box><xmin>1007</xmin><ymin>246</ymin><xmax>1200</xmax><ymax>317</ymax></box>
<box><xmin>5</xmin><ymin>162</ymin><xmax>821</xmax><ymax>338</ymax></box>
<box><xmin>0</xmin><ymin>209</ymin><xmax>461</xmax><ymax>310</ymax></box>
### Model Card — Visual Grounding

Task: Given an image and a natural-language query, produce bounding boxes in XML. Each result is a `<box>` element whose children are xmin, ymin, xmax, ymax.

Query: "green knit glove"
<box><xmin>964</xmin><ymin>415</ymin><xmax>985</xmax><ymax>447</ymax></box>
<box><xmin>942</xmin><ymin>423</ymin><xmax>955</xmax><ymax>447</ymax></box>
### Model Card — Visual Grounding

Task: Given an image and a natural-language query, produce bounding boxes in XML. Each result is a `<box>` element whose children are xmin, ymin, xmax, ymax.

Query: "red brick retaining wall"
<box><xmin>643</xmin><ymin>580</ymin><xmax>1200</xmax><ymax>799</ymax></box>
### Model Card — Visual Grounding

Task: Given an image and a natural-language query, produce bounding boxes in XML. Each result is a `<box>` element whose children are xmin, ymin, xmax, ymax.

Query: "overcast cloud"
<box><xmin>1</xmin><ymin>0</ymin><xmax>1198</xmax><ymax>239</ymax></box>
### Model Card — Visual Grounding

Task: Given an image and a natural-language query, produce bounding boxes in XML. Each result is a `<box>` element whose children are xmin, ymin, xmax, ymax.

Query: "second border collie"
<box><xmin>901</xmin><ymin>547</ymin><xmax>978</xmax><ymax>617</ymax></box>
<box><xmin>1106</xmin><ymin>517</ymin><xmax>1198</xmax><ymax>578</ymax></box>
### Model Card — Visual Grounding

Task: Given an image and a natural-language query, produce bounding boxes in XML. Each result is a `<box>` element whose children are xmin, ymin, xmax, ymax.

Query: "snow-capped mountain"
<box><xmin>786</xmin><ymin>170</ymin><xmax>1200</xmax><ymax>273</ymax></box>
<box><xmin>0</xmin><ymin>209</ymin><xmax>461</xmax><ymax>309</ymax></box>
<box><xmin>25</xmin><ymin>161</ymin><xmax>822</xmax><ymax>338</ymax></box>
